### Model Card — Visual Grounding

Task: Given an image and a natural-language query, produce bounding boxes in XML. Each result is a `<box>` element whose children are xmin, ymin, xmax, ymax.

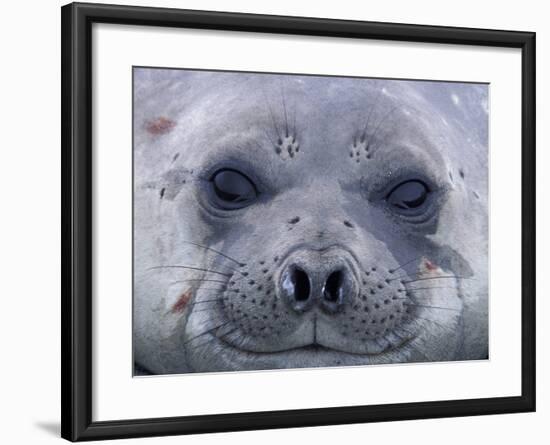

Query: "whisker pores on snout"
<box><xmin>176</xmin><ymin>238</ymin><xmax>464</xmax><ymax>360</ymax></box>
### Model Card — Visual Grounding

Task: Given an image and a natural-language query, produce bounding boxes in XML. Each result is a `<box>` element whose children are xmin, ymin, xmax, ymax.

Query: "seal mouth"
<box><xmin>212</xmin><ymin>327</ymin><xmax>417</xmax><ymax>358</ymax></box>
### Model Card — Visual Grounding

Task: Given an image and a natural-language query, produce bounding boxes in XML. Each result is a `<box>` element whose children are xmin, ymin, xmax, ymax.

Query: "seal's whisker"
<box><xmin>368</xmin><ymin>106</ymin><xmax>399</xmax><ymax>149</ymax></box>
<box><xmin>188</xmin><ymin>299</ymin><xmax>220</xmax><ymax>305</ymax></box>
<box><xmin>404</xmin><ymin>302</ymin><xmax>462</xmax><ymax>312</ymax></box>
<box><xmin>261</xmin><ymin>127</ymin><xmax>278</xmax><ymax>147</ymax></box>
<box><xmin>166</xmin><ymin>298</ymin><xmax>221</xmax><ymax>316</ymax></box>
<box><xmin>181</xmin><ymin>240</ymin><xmax>245</xmax><ymax>266</ymax></box>
<box><xmin>192</xmin><ymin>307</ymin><xmax>222</xmax><ymax>314</ymax></box>
<box><xmin>414</xmin><ymin>315</ymin><xmax>456</xmax><ymax>333</ymax></box>
<box><xmin>260</xmin><ymin>84</ymin><xmax>282</xmax><ymax>139</ymax></box>
<box><xmin>182</xmin><ymin>321</ymin><xmax>233</xmax><ymax>346</ymax></box>
<box><xmin>393</xmin><ymin>296</ymin><xmax>441</xmax><ymax>303</ymax></box>
<box><xmin>388</xmin><ymin>256</ymin><xmax>424</xmax><ymax>274</ymax></box>
<box><xmin>403</xmin><ymin>275</ymin><xmax>469</xmax><ymax>284</ymax></box>
<box><xmin>172</xmin><ymin>278</ymin><xmax>228</xmax><ymax>285</ymax></box>
<box><xmin>194</xmin><ymin>287</ymin><xmax>227</xmax><ymax>292</ymax></box>
<box><xmin>390</xmin><ymin>269</ymin><xmax>456</xmax><ymax>282</ymax></box>
<box><xmin>194</xmin><ymin>289</ymin><xmax>225</xmax><ymax>296</ymax></box>
<box><xmin>188</xmin><ymin>327</ymin><xmax>240</xmax><ymax>352</ymax></box>
<box><xmin>389</xmin><ymin>271</ymin><xmax>426</xmax><ymax>282</ymax></box>
<box><xmin>374</xmin><ymin>337</ymin><xmax>392</xmax><ymax>353</ymax></box>
<box><xmin>291</xmin><ymin>98</ymin><xmax>297</xmax><ymax>136</ymax></box>
<box><xmin>280</xmin><ymin>81</ymin><xmax>289</xmax><ymax>137</ymax></box>
<box><xmin>193</xmin><ymin>289</ymin><xmax>227</xmax><ymax>298</ymax></box>
<box><xmin>195</xmin><ymin>286</ymin><xmax>227</xmax><ymax>297</ymax></box>
<box><xmin>361</xmin><ymin>86</ymin><xmax>382</xmax><ymax>139</ymax></box>
<box><xmin>186</xmin><ymin>312</ymin><xmax>249</xmax><ymax>347</ymax></box>
<box><xmin>150</xmin><ymin>265</ymin><xmax>232</xmax><ymax>277</ymax></box>
<box><xmin>393</xmin><ymin>330</ymin><xmax>433</xmax><ymax>362</ymax></box>
<box><xmin>388</xmin><ymin>268</ymin><xmax>449</xmax><ymax>281</ymax></box>
<box><xmin>406</xmin><ymin>286</ymin><xmax>457</xmax><ymax>292</ymax></box>
<box><xmin>191</xmin><ymin>297</ymin><xmax>227</xmax><ymax>306</ymax></box>
<box><xmin>396</xmin><ymin>325</ymin><xmax>418</xmax><ymax>338</ymax></box>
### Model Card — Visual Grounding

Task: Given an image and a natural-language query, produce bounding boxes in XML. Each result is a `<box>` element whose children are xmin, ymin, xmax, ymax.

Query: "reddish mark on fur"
<box><xmin>425</xmin><ymin>260</ymin><xmax>437</xmax><ymax>271</ymax></box>
<box><xmin>171</xmin><ymin>289</ymin><xmax>193</xmax><ymax>314</ymax></box>
<box><xmin>145</xmin><ymin>116</ymin><xmax>176</xmax><ymax>135</ymax></box>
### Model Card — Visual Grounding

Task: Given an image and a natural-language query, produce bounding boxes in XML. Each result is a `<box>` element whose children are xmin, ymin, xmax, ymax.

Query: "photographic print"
<box><xmin>133</xmin><ymin>68</ymin><xmax>488</xmax><ymax>376</ymax></box>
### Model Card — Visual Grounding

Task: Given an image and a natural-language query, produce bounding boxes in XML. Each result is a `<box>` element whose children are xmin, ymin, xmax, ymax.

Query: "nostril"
<box><xmin>281</xmin><ymin>266</ymin><xmax>311</xmax><ymax>304</ymax></box>
<box><xmin>323</xmin><ymin>270</ymin><xmax>344</xmax><ymax>302</ymax></box>
<box><xmin>292</xmin><ymin>268</ymin><xmax>311</xmax><ymax>301</ymax></box>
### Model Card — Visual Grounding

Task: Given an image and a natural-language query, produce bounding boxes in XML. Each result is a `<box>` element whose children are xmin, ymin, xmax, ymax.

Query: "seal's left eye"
<box><xmin>210</xmin><ymin>169</ymin><xmax>257</xmax><ymax>208</ymax></box>
<box><xmin>387</xmin><ymin>180</ymin><xmax>429</xmax><ymax>211</ymax></box>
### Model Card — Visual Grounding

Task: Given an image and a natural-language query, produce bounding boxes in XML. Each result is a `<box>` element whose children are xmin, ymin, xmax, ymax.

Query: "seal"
<box><xmin>133</xmin><ymin>69</ymin><xmax>488</xmax><ymax>374</ymax></box>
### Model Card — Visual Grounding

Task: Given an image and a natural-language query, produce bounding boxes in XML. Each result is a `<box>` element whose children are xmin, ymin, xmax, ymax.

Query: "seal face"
<box><xmin>133</xmin><ymin>69</ymin><xmax>488</xmax><ymax>375</ymax></box>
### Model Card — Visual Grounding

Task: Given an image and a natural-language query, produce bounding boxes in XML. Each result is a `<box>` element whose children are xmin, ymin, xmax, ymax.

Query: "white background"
<box><xmin>0</xmin><ymin>0</ymin><xmax>546</xmax><ymax>443</ymax></box>
<box><xmin>93</xmin><ymin>24</ymin><xmax>521</xmax><ymax>421</ymax></box>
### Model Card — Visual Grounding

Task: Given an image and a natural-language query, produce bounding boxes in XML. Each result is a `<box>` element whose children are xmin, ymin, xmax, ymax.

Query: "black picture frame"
<box><xmin>61</xmin><ymin>2</ymin><xmax>536</xmax><ymax>441</ymax></box>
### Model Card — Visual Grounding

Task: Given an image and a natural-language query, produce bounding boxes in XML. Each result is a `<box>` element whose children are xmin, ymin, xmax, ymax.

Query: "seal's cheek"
<box><xmin>171</xmin><ymin>289</ymin><xmax>193</xmax><ymax>314</ymax></box>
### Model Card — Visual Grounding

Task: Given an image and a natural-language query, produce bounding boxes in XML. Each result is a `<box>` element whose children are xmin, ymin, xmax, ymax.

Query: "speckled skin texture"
<box><xmin>133</xmin><ymin>69</ymin><xmax>488</xmax><ymax>374</ymax></box>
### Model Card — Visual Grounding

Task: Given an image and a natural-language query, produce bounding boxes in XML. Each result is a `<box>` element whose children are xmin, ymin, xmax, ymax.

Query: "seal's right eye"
<box><xmin>210</xmin><ymin>169</ymin><xmax>258</xmax><ymax>209</ymax></box>
<box><xmin>386</xmin><ymin>180</ymin><xmax>429</xmax><ymax>212</ymax></box>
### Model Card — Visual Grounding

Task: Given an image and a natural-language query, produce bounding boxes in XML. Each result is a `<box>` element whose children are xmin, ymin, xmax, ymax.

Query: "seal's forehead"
<box><xmin>134</xmin><ymin>68</ymin><xmax>488</xmax><ymax>174</ymax></box>
<box><xmin>134</xmin><ymin>68</ymin><xmax>486</xmax><ymax>132</ymax></box>
<box><xmin>134</xmin><ymin>68</ymin><xmax>397</xmax><ymax>112</ymax></box>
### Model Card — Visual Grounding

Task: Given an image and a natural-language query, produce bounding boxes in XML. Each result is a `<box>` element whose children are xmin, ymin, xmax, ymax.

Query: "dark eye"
<box><xmin>210</xmin><ymin>169</ymin><xmax>257</xmax><ymax>208</ymax></box>
<box><xmin>387</xmin><ymin>180</ymin><xmax>429</xmax><ymax>211</ymax></box>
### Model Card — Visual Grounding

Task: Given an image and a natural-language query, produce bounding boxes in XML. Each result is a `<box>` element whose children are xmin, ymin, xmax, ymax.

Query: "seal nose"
<box><xmin>280</xmin><ymin>263</ymin><xmax>353</xmax><ymax>314</ymax></box>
